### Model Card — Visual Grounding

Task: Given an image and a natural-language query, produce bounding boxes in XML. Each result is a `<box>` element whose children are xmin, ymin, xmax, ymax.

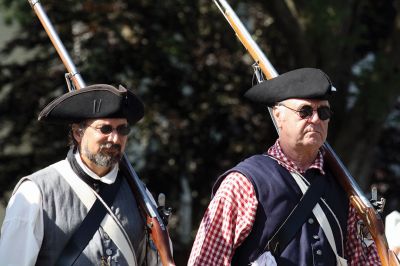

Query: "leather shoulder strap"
<box><xmin>266</xmin><ymin>175</ymin><xmax>327</xmax><ymax>256</ymax></box>
<box><xmin>55</xmin><ymin>177</ymin><xmax>121</xmax><ymax>266</ymax></box>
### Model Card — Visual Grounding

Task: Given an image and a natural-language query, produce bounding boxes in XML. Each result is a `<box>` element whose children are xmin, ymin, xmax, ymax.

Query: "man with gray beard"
<box><xmin>0</xmin><ymin>84</ymin><xmax>163</xmax><ymax>265</ymax></box>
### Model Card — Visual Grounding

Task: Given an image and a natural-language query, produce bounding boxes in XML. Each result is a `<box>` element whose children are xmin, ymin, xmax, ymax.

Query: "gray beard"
<box><xmin>82</xmin><ymin>143</ymin><xmax>121</xmax><ymax>168</ymax></box>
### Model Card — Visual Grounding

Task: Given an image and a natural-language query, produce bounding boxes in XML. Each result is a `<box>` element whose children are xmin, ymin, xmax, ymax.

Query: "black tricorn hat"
<box><xmin>38</xmin><ymin>84</ymin><xmax>144</xmax><ymax>124</ymax></box>
<box><xmin>244</xmin><ymin>68</ymin><xmax>336</xmax><ymax>106</ymax></box>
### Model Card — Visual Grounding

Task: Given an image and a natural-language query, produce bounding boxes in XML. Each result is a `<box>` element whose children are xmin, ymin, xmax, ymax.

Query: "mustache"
<box><xmin>100</xmin><ymin>143</ymin><xmax>122</xmax><ymax>151</ymax></box>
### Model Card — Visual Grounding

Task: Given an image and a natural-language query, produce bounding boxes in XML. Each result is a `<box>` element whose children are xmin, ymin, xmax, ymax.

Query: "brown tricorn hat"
<box><xmin>38</xmin><ymin>84</ymin><xmax>144</xmax><ymax>124</ymax></box>
<box><xmin>244</xmin><ymin>68</ymin><xmax>336</xmax><ymax>106</ymax></box>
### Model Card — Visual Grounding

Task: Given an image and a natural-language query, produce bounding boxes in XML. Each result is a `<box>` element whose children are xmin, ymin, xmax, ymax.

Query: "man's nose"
<box><xmin>309</xmin><ymin>110</ymin><xmax>321</xmax><ymax>122</ymax></box>
<box><xmin>107</xmin><ymin>130</ymin><xmax>120</xmax><ymax>142</ymax></box>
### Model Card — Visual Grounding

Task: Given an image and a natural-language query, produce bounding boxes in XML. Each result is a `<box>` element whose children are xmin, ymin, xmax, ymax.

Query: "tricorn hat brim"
<box><xmin>38</xmin><ymin>84</ymin><xmax>144</xmax><ymax>125</ymax></box>
<box><xmin>244</xmin><ymin>68</ymin><xmax>336</xmax><ymax>106</ymax></box>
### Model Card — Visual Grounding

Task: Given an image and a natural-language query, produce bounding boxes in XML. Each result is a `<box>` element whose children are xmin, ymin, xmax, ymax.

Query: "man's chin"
<box><xmin>306</xmin><ymin>132</ymin><xmax>325</xmax><ymax>140</ymax></box>
<box><xmin>303</xmin><ymin>136</ymin><xmax>325</xmax><ymax>148</ymax></box>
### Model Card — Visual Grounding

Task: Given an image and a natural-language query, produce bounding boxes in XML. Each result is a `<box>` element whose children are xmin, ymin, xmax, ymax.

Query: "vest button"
<box><xmin>93</xmin><ymin>183</ymin><xmax>100</xmax><ymax>192</ymax></box>
<box><xmin>316</xmin><ymin>249</ymin><xmax>322</xmax><ymax>255</ymax></box>
<box><xmin>308</xmin><ymin>218</ymin><xmax>314</xmax><ymax>224</ymax></box>
<box><xmin>106</xmin><ymin>248</ymin><xmax>113</xmax><ymax>256</ymax></box>
<box><xmin>313</xmin><ymin>235</ymin><xmax>319</xmax><ymax>240</ymax></box>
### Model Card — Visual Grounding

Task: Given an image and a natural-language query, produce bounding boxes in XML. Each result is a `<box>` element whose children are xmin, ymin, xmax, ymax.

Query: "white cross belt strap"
<box><xmin>52</xmin><ymin>160</ymin><xmax>137</xmax><ymax>266</ymax></box>
<box><xmin>291</xmin><ymin>172</ymin><xmax>347</xmax><ymax>266</ymax></box>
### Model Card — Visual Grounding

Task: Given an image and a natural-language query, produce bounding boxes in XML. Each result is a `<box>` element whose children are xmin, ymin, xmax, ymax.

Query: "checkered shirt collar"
<box><xmin>267</xmin><ymin>140</ymin><xmax>325</xmax><ymax>175</ymax></box>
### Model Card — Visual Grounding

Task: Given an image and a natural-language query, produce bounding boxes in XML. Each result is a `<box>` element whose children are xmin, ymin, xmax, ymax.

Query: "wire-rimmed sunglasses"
<box><xmin>277</xmin><ymin>103</ymin><xmax>333</xmax><ymax>121</ymax></box>
<box><xmin>87</xmin><ymin>124</ymin><xmax>131</xmax><ymax>136</ymax></box>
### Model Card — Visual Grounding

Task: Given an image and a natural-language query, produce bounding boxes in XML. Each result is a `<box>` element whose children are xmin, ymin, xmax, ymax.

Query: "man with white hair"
<box><xmin>189</xmin><ymin>68</ymin><xmax>380</xmax><ymax>265</ymax></box>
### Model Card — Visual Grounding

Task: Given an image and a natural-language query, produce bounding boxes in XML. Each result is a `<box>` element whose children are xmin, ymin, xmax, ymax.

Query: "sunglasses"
<box><xmin>88</xmin><ymin>124</ymin><xmax>131</xmax><ymax>136</ymax></box>
<box><xmin>278</xmin><ymin>104</ymin><xmax>332</xmax><ymax>121</ymax></box>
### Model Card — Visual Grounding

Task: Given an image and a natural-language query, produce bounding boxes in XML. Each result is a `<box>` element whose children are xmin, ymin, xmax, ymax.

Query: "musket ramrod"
<box><xmin>213</xmin><ymin>0</ymin><xmax>399</xmax><ymax>265</ymax></box>
<box><xmin>27</xmin><ymin>0</ymin><xmax>175</xmax><ymax>265</ymax></box>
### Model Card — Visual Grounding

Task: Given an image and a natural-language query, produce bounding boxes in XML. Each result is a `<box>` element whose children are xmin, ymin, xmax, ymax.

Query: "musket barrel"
<box><xmin>122</xmin><ymin>155</ymin><xmax>162</xmax><ymax>220</ymax></box>
<box><xmin>214</xmin><ymin>0</ymin><xmax>280</xmax><ymax>131</ymax></box>
<box><xmin>213</xmin><ymin>0</ymin><xmax>278</xmax><ymax>79</ymax></box>
<box><xmin>28</xmin><ymin>0</ymin><xmax>85</xmax><ymax>90</ymax></box>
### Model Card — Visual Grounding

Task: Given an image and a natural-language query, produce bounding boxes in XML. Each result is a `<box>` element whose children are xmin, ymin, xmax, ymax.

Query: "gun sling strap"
<box><xmin>55</xmin><ymin>153</ymin><xmax>122</xmax><ymax>266</ymax></box>
<box><xmin>266</xmin><ymin>174</ymin><xmax>327</xmax><ymax>256</ymax></box>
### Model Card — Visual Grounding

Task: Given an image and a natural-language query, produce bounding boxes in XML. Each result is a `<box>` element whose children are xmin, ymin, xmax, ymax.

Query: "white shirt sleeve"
<box><xmin>385</xmin><ymin>210</ymin><xmax>400</xmax><ymax>257</ymax></box>
<box><xmin>0</xmin><ymin>180</ymin><xmax>44</xmax><ymax>266</ymax></box>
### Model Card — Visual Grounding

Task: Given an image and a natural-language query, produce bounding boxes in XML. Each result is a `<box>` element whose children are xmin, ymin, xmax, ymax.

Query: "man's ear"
<box><xmin>272</xmin><ymin>106</ymin><xmax>283</xmax><ymax>129</ymax></box>
<box><xmin>72</xmin><ymin>124</ymin><xmax>83</xmax><ymax>143</ymax></box>
<box><xmin>272</xmin><ymin>106</ymin><xmax>280</xmax><ymax>120</ymax></box>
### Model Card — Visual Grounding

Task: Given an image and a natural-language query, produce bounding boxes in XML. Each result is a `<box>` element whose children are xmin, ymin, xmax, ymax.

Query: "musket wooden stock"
<box><xmin>121</xmin><ymin>159</ymin><xmax>175</xmax><ymax>266</ymax></box>
<box><xmin>146</xmin><ymin>217</ymin><xmax>175</xmax><ymax>266</ymax></box>
<box><xmin>324</xmin><ymin>143</ymin><xmax>399</xmax><ymax>266</ymax></box>
<box><xmin>213</xmin><ymin>0</ymin><xmax>400</xmax><ymax>265</ymax></box>
<box><xmin>28</xmin><ymin>0</ymin><xmax>176</xmax><ymax>265</ymax></box>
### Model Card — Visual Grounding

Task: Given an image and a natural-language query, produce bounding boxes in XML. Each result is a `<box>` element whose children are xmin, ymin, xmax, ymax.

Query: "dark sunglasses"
<box><xmin>278</xmin><ymin>104</ymin><xmax>333</xmax><ymax>121</ymax></box>
<box><xmin>88</xmin><ymin>124</ymin><xmax>131</xmax><ymax>136</ymax></box>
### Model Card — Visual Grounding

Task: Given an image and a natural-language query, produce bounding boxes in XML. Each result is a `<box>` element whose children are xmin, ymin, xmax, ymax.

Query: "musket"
<box><xmin>213</xmin><ymin>0</ymin><xmax>400</xmax><ymax>265</ymax></box>
<box><xmin>27</xmin><ymin>1</ymin><xmax>175</xmax><ymax>265</ymax></box>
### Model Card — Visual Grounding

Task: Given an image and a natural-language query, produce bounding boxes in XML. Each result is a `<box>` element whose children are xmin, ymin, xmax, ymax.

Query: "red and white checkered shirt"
<box><xmin>188</xmin><ymin>140</ymin><xmax>381</xmax><ymax>266</ymax></box>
